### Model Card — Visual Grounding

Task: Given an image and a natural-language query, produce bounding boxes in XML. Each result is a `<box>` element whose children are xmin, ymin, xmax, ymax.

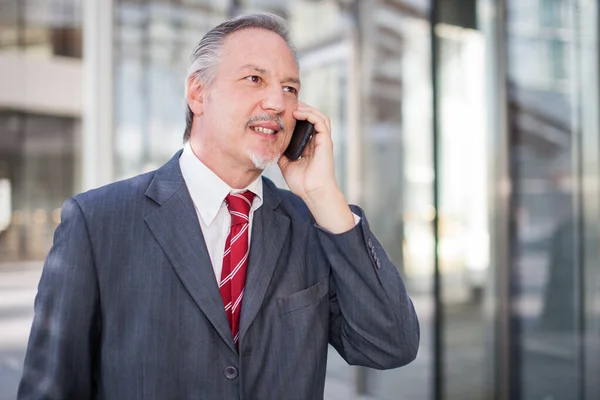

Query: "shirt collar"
<box><xmin>179</xmin><ymin>141</ymin><xmax>263</xmax><ymax>226</ymax></box>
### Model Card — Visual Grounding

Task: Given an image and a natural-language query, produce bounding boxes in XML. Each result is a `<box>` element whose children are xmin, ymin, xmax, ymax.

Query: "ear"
<box><xmin>186</xmin><ymin>75</ymin><xmax>204</xmax><ymax>116</ymax></box>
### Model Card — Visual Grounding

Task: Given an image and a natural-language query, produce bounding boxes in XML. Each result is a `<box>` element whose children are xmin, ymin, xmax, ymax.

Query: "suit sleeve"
<box><xmin>18</xmin><ymin>197</ymin><xmax>101</xmax><ymax>399</ymax></box>
<box><xmin>319</xmin><ymin>205</ymin><xmax>420</xmax><ymax>369</ymax></box>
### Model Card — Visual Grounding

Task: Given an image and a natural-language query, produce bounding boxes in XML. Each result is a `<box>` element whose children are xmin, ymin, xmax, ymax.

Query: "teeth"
<box><xmin>252</xmin><ymin>126</ymin><xmax>276</xmax><ymax>135</ymax></box>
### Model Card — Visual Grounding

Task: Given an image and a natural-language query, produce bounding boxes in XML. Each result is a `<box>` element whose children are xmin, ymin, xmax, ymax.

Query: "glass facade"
<box><xmin>0</xmin><ymin>112</ymin><xmax>79</xmax><ymax>261</ymax></box>
<box><xmin>0</xmin><ymin>0</ymin><xmax>83</xmax><ymax>57</ymax></box>
<box><xmin>358</xmin><ymin>3</ymin><xmax>434</xmax><ymax>399</ymax></box>
<box><xmin>1</xmin><ymin>0</ymin><xmax>600</xmax><ymax>399</ymax></box>
<box><xmin>114</xmin><ymin>0</ymin><xmax>230</xmax><ymax>180</ymax></box>
<box><xmin>0</xmin><ymin>0</ymin><xmax>83</xmax><ymax>265</ymax></box>
<box><xmin>505</xmin><ymin>0</ymin><xmax>585</xmax><ymax>398</ymax></box>
<box><xmin>436</xmin><ymin>20</ymin><xmax>492</xmax><ymax>400</ymax></box>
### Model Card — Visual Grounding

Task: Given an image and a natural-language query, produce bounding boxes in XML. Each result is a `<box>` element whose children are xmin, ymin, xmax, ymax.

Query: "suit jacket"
<box><xmin>18</xmin><ymin>151</ymin><xmax>419</xmax><ymax>400</ymax></box>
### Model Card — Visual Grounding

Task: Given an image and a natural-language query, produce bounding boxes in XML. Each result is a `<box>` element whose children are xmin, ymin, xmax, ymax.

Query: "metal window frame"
<box><xmin>430</xmin><ymin>1</ymin><xmax>443</xmax><ymax>399</ymax></box>
<box><xmin>477</xmin><ymin>0</ymin><xmax>513</xmax><ymax>398</ymax></box>
<box><xmin>83</xmin><ymin>0</ymin><xmax>114</xmax><ymax>190</ymax></box>
<box><xmin>578</xmin><ymin>0</ymin><xmax>600</xmax><ymax>398</ymax></box>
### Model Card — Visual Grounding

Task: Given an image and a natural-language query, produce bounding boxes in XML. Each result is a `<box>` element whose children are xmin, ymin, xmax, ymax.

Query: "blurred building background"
<box><xmin>0</xmin><ymin>0</ymin><xmax>599</xmax><ymax>399</ymax></box>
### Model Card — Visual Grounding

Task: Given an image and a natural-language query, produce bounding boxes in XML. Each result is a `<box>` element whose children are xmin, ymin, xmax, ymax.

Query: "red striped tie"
<box><xmin>220</xmin><ymin>191</ymin><xmax>254</xmax><ymax>345</ymax></box>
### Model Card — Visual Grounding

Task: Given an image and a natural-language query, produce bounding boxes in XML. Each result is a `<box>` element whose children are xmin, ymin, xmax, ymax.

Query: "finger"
<box><xmin>296</xmin><ymin>103</ymin><xmax>331</xmax><ymax>132</ymax></box>
<box><xmin>309</xmin><ymin>109</ymin><xmax>331</xmax><ymax>133</ymax></box>
<box><xmin>297</xmin><ymin>103</ymin><xmax>331</xmax><ymax>131</ymax></box>
<box><xmin>293</xmin><ymin>110</ymin><xmax>329</xmax><ymax>138</ymax></box>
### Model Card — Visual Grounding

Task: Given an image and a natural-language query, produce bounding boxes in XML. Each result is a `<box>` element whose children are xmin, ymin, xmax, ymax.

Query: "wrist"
<box><xmin>304</xmin><ymin>188</ymin><xmax>355</xmax><ymax>234</ymax></box>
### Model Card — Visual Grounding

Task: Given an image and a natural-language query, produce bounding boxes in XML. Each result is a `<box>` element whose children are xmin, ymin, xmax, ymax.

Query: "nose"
<box><xmin>260</xmin><ymin>84</ymin><xmax>285</xmax><ymax>114</ymax></box>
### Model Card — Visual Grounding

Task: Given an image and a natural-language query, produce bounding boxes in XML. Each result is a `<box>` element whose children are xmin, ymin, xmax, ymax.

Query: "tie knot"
<box><xmin>226</xmin><ymin>191</ymin><xmax>254</xmax><ymax>226</ymax></box>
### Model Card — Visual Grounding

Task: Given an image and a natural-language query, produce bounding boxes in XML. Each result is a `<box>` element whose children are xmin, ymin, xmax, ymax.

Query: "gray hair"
<box><xmin>183</xmin><ymin>12</ymin><xmax>298</xmax><ymax>143</ymax></box>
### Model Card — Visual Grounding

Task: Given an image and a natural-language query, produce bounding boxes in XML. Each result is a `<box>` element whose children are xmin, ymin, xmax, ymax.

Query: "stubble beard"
<box><xmin>247</xmin><ymin>144</ymin><xmax>283</xmax><ymax>170</ymax></box>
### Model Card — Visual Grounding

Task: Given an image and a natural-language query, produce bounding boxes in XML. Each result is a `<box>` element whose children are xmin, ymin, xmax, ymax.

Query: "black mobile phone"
<box><xmin>284</xmin><ymin>120</ymin><xmax>315</xmax><ymax>161</ymax></box>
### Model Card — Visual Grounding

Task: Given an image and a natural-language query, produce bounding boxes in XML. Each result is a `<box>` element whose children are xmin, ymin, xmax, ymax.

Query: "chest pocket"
<box><xmin>277</xmin><ymin>281</ymin><xmax>328</xmax><ymax>315</ymax></box>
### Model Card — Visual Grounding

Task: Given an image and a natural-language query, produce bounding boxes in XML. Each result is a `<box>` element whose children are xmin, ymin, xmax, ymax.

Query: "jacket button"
<box><xmin>224</xmin><ymin>366</ymin><xmax>238</xmax><ymax>380</ymax></box>
<box><xmin>368</xmin><ymin>238</ymin><xmax>374</xmax><ymax>249</ymax></box>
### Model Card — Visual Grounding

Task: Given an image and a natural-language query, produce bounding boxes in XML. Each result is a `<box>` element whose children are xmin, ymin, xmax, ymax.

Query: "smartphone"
<box><xmin>284</xmin><ymin>120</ymin><xmax>315</xmax><ymax>161</ymax></box>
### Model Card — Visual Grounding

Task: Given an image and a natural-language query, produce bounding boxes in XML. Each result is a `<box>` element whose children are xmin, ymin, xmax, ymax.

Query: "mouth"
<box><xmin>250</xmin><ymin>126</ymin><xmax>278</xmax><ymax>135</ymax></box>
<box><xmin>246</xmin><ymin>115</ymin><xmax>285</xmax><ymax>138</ymax></box>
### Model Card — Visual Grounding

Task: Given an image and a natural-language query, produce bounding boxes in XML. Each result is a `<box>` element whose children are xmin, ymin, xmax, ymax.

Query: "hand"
<box><xmin>278</xmin><ymin>102</ymin><xmax>354</xmax><ymax>233</ymax></box>
<box><xmin>278</xmin><ymin>102</ymin><xmax>335</xmax><ymax>200</ymax></box>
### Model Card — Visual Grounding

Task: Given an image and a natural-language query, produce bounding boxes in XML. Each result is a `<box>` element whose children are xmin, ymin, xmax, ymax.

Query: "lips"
<box><xmin>248</xmin><ymin>120</ymin><xmax>281</xmax><ymax>136</ymax></box>
<box><xmin>250</xmin><ymin>126</ymin><xmax>277</xmax><ymax>135</ymax></box>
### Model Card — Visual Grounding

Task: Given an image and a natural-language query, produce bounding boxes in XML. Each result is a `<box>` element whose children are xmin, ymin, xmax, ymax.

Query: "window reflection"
<box><xmin>0</xmin><ymin>0</ymin><xmax>82</xmax><ymax>56</ymax></box>
<box><xmin>114</xmin><ymin>1</ymin><xmax>230</xmax><ymax>180</ymax></box>
<box><xmin>507</xmin><ymin>0</ymin><xmax>581</xmax><ymax>398</ymax></box>
<box><xmin>0</xmin><ymin>112</ymin><xmax>78</xmax><ymax>262</ymax></box>
<box><xmin>0</xmin><ymin>0</ymin><xmax>83</xmax><ymax>264</ymax></box>
<box><xmin>0</xmin><ymin>0</ymin><xmax>20</xmax><ymax>50</ymax></box>
<box><xmin>436</xmin><ymin>19</ymin><xmax>492</xmax><ymax>399</ymax></box>
<box><xmin>357</xmin><ymin>2</ymin><xmax>433</xmax><ymax>400</ymax></box>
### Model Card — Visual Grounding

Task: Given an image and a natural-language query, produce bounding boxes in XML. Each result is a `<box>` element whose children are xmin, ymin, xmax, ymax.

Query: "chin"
<box><xmin>249</xmin><ymin>151</ymin><xmax>281</xmax><ymax>170</ymax></box>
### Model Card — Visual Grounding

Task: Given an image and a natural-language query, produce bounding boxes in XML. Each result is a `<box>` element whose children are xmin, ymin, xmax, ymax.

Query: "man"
<box><xmin>18</xmin><ymin>13</ymin><xmax>419</xmax><ymax>400</ymax></box>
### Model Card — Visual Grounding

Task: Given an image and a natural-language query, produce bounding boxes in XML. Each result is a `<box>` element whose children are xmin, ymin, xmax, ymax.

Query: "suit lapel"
<box><xmin>144</xmin><ymin>152</ymin><xmax>236</xmax><ymax>353</ymax></box>
<box><xmin>238</xmin><ymin>179</ymin><xmax>290</xmax><ymax>340</ymax></box>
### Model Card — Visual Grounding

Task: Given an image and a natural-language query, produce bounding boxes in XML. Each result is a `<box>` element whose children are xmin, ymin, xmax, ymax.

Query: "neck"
<box><xmin>189</xmin><ymin>137</ymin><xmax>262</xmax><ymax>189</ymax></box>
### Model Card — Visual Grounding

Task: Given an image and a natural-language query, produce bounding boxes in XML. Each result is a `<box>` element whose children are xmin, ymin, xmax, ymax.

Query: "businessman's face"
<box><xmin>190</xmin><ymin>28</ymin><xmax>300</xmax><ymax>171</ymax></box>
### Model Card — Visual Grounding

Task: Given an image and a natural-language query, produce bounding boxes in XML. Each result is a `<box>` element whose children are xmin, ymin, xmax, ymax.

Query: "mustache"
<box><xmin>246</xmin><ymin>114</ymin><xmax>285</xmax><ymax>132</ymax></box>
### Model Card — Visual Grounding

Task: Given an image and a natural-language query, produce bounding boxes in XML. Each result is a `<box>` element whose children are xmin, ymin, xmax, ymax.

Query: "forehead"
<box><xmin>219</xmin><ymin>28</ymin><xmax>298</xmax><ymax>75</ymax></box>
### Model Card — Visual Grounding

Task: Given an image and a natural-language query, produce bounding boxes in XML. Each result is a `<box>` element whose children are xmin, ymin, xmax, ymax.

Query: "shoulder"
<box><xmin>70</xmin><ymin>170</ymin><xmax>156</xmax><ymax>212</ymax></box>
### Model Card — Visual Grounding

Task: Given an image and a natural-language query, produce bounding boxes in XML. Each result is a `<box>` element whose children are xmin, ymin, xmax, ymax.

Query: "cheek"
<box><xmin>283</xmin><ymin>113</ymin><xmax>297</xmax><ymax>133</ymax></box>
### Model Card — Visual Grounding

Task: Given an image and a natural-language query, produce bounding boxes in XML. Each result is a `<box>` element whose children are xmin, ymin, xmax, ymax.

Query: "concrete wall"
<box><xmin>0</xmin><ymin>51</ymin><xmax>83</xmax><ymax>118</ymax></box>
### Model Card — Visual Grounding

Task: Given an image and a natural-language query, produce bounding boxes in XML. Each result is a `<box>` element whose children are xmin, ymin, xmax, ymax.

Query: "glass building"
<box><xmin>0</xmin><ymin>0</ymin><xmax>83</xmax><ymax>261</ymax></box>
<box><xmin>1</xmin><ymin>0</ymin><xmax>599</xmax><ymax>399</ymax></box>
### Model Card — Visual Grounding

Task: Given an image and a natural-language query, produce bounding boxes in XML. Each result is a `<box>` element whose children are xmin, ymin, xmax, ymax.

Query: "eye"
<box><xmin>283</xmin><ymin>86</ymin><xmax>298</xmax><ymax>96</ymax></box>
<box><xmin>245</xmin><ymin>75</ymin><xmax>261</xmax><ymax>83</ymax></box>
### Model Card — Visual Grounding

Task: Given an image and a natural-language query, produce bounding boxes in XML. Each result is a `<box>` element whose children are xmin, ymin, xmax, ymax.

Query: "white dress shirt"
<box><xmin>179</xmin><ymin>142</ymin><xmax>263</xmax><ymax>284</ymax></box>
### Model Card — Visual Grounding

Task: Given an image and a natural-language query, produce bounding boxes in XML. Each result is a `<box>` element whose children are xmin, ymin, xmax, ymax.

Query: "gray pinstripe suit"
<box><xmin>18</xmin><ymin>151</ymin><xmax>419</xmax><ymax>400</ymax></box>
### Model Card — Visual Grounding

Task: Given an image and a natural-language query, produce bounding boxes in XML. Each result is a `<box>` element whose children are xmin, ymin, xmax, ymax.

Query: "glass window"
<box><xmin>114</xmin><ymin>0</ymin><xmax>229</xmax><ymax>180</ymax></box>
<box><xmin>0</xmin><ymin>112</ymin><xmax>79</xmax><ymax>262</ymax></box>
<box><xmin>506</xmin><ymin>0</ymin><xmax>582</xmax><ymax>398</ymax></box>
<box><xmin>23</xmin><ymin>0</ymin><xmax>83</xmax><ymax>58</ymax></box>
<box><xmin>360</xmin><ymin>3</ymin><xmax>433</xmax><ymax>399</ymax></box>
<box><xmin>436</xmin><ymin>21</ymin><xmax>492</xmax><ymax>399</ymax></box>
<box><xmin>578</xmin><ymin>1</ymin><xmax>600</xmax><ymax>398</ymax></box>
<box><xmin>0</xmin><ymin>0</ymin><xmax>20</xmax><ymax>49</ymax></box>
<box><xmin>115</xmin><ymin>1</ymin><xmax>146</xmax><ymax>178</ymax></box>
<box><xmin>0</xmin><ymin>0</ymin><xmax>82</xmax><ymax>57</ymax></box>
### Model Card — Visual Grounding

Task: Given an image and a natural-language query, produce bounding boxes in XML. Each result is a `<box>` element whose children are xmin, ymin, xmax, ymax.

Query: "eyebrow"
<box><xmin>239</xmin><ymin>63</ymin><xmax>301</xmax><ymax>86</ymax></box>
